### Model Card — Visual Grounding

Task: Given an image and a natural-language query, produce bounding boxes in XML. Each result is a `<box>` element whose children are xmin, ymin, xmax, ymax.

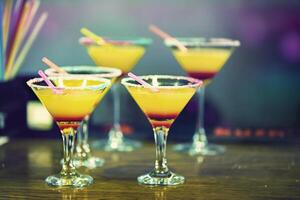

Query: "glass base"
<box><xmin>173</xmin><ymin>143</ymin><xmax>225</xmax><ymax>156</ymax></box>
<box><xmin>45</xmin><ymin>173</ymin><xmax>93</xmax><ymax>188</ymax></box>
<box><xmin>92</xmin><ymin>138</ymin><xmax>142</xmax><ymax>152</ymax></box>
<box><xmin>73</xmin><ymin>156</ymin><xmax>105</xmax><ymax>169</ymax></box>
<box><xmin>137</xmin><ymin>172</ymin><xmax>185</xmax><ymax>186</ymax></box>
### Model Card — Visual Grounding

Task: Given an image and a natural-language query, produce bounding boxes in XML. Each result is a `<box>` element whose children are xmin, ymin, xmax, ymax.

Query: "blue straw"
<box><xmin>0</xmin><ymin>2</ymin><xmax>4</xmax><ymax>81</ymax></box>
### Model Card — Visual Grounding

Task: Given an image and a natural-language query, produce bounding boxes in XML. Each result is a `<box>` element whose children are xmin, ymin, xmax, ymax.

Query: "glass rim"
<box><xmin>26</xmin><ymin>76</ymin><xmax>111</xmax><ymax>90</ymax></box>
<box><xmin>121</xmin><ymin>75</ymin><xmax>202</xmax><ymax>89</ymax></box>
<box><xmin>79</xmin><ymin>36</ymin><xmax>153</xmax><ymax>47</ymax></box>
<box><xmin>164</xmin><ymin>37</ymin><xmax>240</xmax><ymax>47</ymax></box>
<box><xmin>44</xmin><ymin>66</ymin><xmax>122</xmax><ymax>78</ymax></box>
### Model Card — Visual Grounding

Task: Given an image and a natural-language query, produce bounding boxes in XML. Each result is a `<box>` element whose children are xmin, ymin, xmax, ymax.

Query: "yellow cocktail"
<box><xmin>87</xmin><ymin>45</ymin><xmax>146</xmax><ymax>75</ymax></box>
<box><xmin>35</xmin><ymin>85</ymin><xmax>104</xmax><ymax>130</ymax></box>
<box><xmin>27</xmin><ymin>76</ymin><xmax>110</xmax><ymax>187</ymax></box>
<box><xmin>122</xmin><ymin>75</ymin><xmax>202</xmax><ymax>185</ymax></box>
<box><xmin>165</xmin><ymin>38</ymin><xmax>240</xmax><ymax>156</ymax></box>
<box><xmin>127</xmin><ymin>85</ymin><xmax>196</xmax><ymax>129</ymax></box>
<box><xmin>172</xmin><ymin>48</ymin><xmax>232</xmax><ymax>81</ymax></box>
<box><xmin>45</xmin><ymin>66</ymin><xmax>121</xmax><ymax>168</ymax></box>
<box><xmin>80</xmin><ymin>37</ymin><xmax>152</xmax><ymax>152</ymax></box>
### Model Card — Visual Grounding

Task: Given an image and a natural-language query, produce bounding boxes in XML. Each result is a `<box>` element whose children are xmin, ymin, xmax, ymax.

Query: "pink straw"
<box><xmin>38</xmin><ymin>70</ymin><xmax>63</xmax><ymax>94</ymax></box>
<box><xmin>79</xmin><ymin>37</ymin><xmax>95</xmax><ymax>46</ymax></box>
<box><xmin>42</xmin><ymin>57</ymin><xmax>67</xmax><ymax>74</ymax></box>
<box><xmin>149</xmin><ymin>24</ymin><xmax>188</xmax><ymax>52</ymax></box>
<box><xmin>128</xmin><ymin>72</ymin><xmax>158</xmax><ymax>92</ymax></box>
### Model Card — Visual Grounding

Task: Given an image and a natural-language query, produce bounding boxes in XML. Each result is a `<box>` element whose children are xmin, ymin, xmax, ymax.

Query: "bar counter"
<box><xmin>0</xmin><ymin>139</ymin><xmax>299</xmax><ymax>199</ymax></box>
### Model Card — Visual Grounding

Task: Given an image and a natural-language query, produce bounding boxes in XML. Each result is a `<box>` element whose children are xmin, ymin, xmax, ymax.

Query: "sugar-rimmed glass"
<box><xmin>122</xmin><ymin>75</ymin><xmax>202</xmax><ymax>185</ymax></box>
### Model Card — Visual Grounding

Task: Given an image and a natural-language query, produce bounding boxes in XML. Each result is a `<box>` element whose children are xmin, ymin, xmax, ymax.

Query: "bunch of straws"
<box><xmin>0</xmin><ymin>0</ymin><xmax>48</xmax><ymax>81</ymax></box>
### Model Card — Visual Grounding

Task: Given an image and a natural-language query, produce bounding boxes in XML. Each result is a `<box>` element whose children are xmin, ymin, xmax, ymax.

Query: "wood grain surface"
<box><xmin>0</xmin><ymin>139</ymin><xmax>300</xmax><ymax>199</ymax></box>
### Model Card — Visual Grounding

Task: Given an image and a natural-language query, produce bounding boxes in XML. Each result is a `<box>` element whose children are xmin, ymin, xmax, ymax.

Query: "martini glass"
<box><xmin>45</xmin><ymin>66</ymin><xmax>121</xmax><ymax>169</ymax></box>
<box><xmin>80</xmin><ymin>37</ymin><xmax>152</xmax><ymax>152</ymax></box>
<box><xmin>165</xmin><ymin>38</ymin><xmax>240</xmax><ymax>156</ymax></box>
<box><xmin>122</xmin><ymin>75</ymin><xmax>202</xmax><ymax>185</ymax></box>
<box><xmin>27</xmin><ymin>76</ymin><xmax>110</xmax><ymax>187</ymax></box>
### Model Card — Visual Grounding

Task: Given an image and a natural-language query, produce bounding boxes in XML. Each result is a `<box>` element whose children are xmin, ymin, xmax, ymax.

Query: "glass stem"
<box><xmin>76</xmin><ymin>116</ymin><xmax>90</xmax><ymax>159</ymax></box>
<box><xmin>112</xmin><ymin>83</ymin><xmax>120</xmax><ymax>129</ymax></box>
<box><xmin>193</xmin><ymin>87</ymin><xmax>208</xmax><ymax>147</ymax></box>
<box><xmin>152</xmin><ymin>126</ymin><xmax>170</xmax><ymax>177</ymax></box>
<box><xmin>61</xmin><ymin>128</ymin><xmax>77</xmax><ymax>177</ymax></box>
<box><xmin>108</xmin><ymin>83</ymin><xmax>123</xmax><ymax>145</ymax></box>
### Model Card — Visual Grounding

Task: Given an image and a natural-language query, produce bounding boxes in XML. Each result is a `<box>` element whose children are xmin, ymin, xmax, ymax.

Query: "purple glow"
<box><xmin>237</xmin><ymin>13</ymin><xmax>268</xmax><ymax>47</ymax></box>
<box><xmin>279</xmin><ymin>32</ymin><xmax>300</xmax><ymax>63</ymax></box>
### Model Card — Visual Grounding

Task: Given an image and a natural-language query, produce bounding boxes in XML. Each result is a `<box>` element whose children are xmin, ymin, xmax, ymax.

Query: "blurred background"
<box><xmin>1</xmin><ymin>0</ymin><xmax>300</xmax><ymax>141</ymax></box>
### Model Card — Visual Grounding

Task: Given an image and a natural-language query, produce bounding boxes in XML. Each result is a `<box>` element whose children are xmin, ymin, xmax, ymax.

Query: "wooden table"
<box><xmin>0</xmin><ymin>139</ymin><xmax>299</xmax><ymax>199</ymax></box>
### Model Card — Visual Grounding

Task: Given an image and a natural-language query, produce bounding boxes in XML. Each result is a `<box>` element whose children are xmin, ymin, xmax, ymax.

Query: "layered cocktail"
<box><xmin>45</xmin><ymin>66</ymin><xmax>121</xmax><ymax>169</ymax></box>
<box><xmin>122</xmin><ymin>75</ymin><xmax>202</xmax><ymax>185</ymax></box>
<box><xmin>165</xmin><ymin>38</ymin><xmax>240</xmax><ymax>155</ymax></box>
<box><xmin>80</xmin><ymin>36</ymin><xmax>152</xmax><ymax>152</ymax></box>
<box><xmin>27</xmin><ymin>76</ymin><xmax>110</xmax><ymax>187</ymax></box>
